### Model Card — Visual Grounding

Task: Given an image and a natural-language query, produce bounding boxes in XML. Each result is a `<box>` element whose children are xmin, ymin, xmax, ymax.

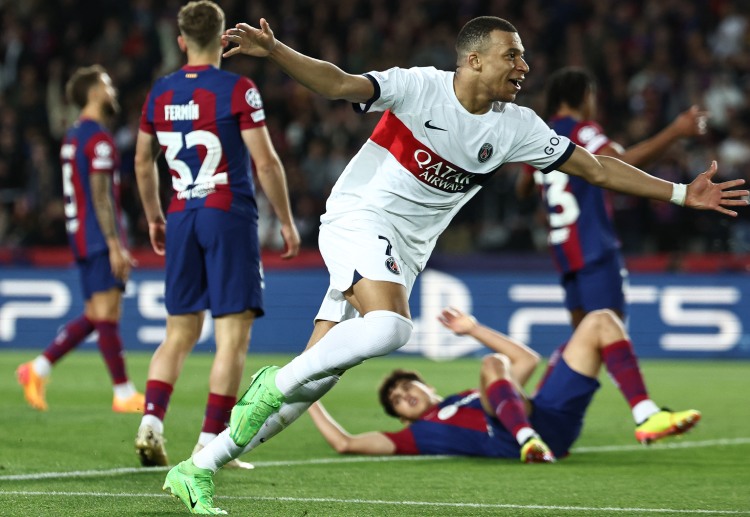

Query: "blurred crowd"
<box><xmin>1</xmin><ymin>0</ymin><xmax>749</xmax><ymax>260</ymax></box>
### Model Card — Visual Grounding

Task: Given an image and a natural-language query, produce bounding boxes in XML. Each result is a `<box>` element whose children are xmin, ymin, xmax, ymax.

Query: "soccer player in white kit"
<box><xmin>162</xmin><ymin>16</ymin><xmax>747</xmax><ymax>515</ymax></box>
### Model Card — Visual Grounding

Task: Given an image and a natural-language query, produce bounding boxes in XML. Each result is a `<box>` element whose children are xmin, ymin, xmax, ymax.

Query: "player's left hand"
<box><xmin>149</xmin><ymin>221</ymin><xmax>166</xmax><ymax>256</ymax></box>
<box><xmin>438</xmin><ymin>307</ymin><xmax>477</xmax><ymax>336</ymax></box>
<box><xmin>685</xmin><ymin>161</ymin><xmax>749</xmax><ymax>216</ymax></box>
<box><xmin>279</xmin><ymin>222</ymin><xmax>300</xmax><ymax>259</ymax></box>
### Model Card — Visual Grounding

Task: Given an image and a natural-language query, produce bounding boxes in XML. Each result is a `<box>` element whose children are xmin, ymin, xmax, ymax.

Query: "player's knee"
<box><xmin>480</xmin><ymin>353</ymin><xmax>510</xmax><ymax>383</ymax></box>
<box><xmin>581</xmin><ymin>310</ymin><xmax>620</xmax><ymax>334</ymax></box>
<box><xmin>363</xmin><ymin>310</ymin><xmax>413</xmax><ymax>355</ymax></box>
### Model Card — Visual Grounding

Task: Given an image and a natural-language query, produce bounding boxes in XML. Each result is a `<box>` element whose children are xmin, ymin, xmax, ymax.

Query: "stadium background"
<box><xmin>1</xmin><ymin>0</ymin><xmax>749</xmax><ymax>358</ymax></box>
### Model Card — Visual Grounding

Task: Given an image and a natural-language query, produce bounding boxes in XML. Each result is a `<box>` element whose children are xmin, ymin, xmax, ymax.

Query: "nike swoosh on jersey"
<box><xmin>424</xmin><ymin>120</ymin><xmax>447</xmax><ymax>131</ymax></box>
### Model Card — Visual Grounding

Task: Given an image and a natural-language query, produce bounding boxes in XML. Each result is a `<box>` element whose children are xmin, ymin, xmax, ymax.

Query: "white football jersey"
<box><xmin>320</xmin><ymin>66</ymin><xmax>574</xmax><ymax>271</ymax></box>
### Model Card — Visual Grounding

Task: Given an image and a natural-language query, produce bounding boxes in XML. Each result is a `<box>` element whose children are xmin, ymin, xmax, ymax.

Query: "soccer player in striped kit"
<box><xmin>308</xmin><ymin>307</ymin><xmax>700</xmax><ymax>462</ymax></box>
<box><xmin>16</xmin><ymin>65</ymin><xmax>143</xmax><ymax>413</ymax></box>
<box><xmin>517</xmin><ymin>67</ymin><xmax>709</xmax><ymax>329</ymax></box>
<box><xmin>133</xmin><ymin>0</ymin><xmax>299</xmax><ymax>470</ymax></box>
<box><xmin>162</xmin><ymin>16</ymin><xmax>744</xmax><ymax>514</ymax></box>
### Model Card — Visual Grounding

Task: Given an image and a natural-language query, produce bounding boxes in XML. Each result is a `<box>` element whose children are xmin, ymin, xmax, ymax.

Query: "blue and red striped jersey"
<box><xmin>140</xmin><ymin>65</ymin><xmax>266</xmax><ymax>220</ymax></box>
<box><xmin>532</xmin><ymin>116</ymin><xmax>620</xmax><ymax>273</ymax></box>
<box><xmin>61</xmin><ymin>118</ymin><xmax>122</xmax><ymax>260</ymax></box>
<box><xmin>383</xmin><ymin>390</ymin><xmax>519</xmax><ymax>457</ymax></box>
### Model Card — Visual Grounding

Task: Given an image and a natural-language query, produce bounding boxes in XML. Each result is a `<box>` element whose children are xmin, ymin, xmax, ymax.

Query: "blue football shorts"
<box><xmin>530</xmin><ymin>357</ymin><xmax>600</xmax><ymax>458</ymax></box>
<box><xmin>165</xmin><ymin>209</ymin><xmax>263</xmax><ymax>317</ymax></box>
<box><xmin>77</xmin><ymin>250</ymin><xmax>125</xmax><ymax>300</ymax></box>
<box><xmin>562</xmin><ymin>250</ymin><xmax>628</xmax><ymax>314</ymax></box>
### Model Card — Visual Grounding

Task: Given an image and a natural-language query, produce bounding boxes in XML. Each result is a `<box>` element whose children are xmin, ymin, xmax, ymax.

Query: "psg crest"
<box><xmin>477</xmin><ymin>143</ymin><xmax>493</xmax><ymax>163</ymax></box>
<box><xmin>385</xmin><ymin>256</ymin><xmax>401</xmax><ymax>275</ymax></box>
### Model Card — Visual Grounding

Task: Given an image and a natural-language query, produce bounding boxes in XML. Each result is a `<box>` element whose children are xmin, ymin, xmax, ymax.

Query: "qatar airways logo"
<box><xmin>164</xmin><ymin>101</ymin><xmax>200</xmax><ymax>121</ymax></box>
<box><xmin>413</xmin><ymin>149</ymin><xmax>476</xmax><ymax>193</ymax></box>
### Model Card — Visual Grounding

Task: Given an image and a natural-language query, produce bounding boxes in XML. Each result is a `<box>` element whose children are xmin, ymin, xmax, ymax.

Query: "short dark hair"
<box><xmin>65</xmin><ymin>65</ymin><xmax>106</xmax><ymax>109</ymax></box>
<box><xmin>456</xmin><ymin>16</ymin><xmax>518</xmax><ymax>57</ymax></box>
<box><xmin>545</xmin><ymin>67</ymin><xmax>596</xmax><ymax>118</ymax></box>
<box><xmin>178</xmin><ymin>0</ymin><xmax>225</xmax><ymax>49</ymax></box>
<box><xmin>378</xmin><ymin>369</ymin><xmax>426</xmax><ymax>418</ymax></box>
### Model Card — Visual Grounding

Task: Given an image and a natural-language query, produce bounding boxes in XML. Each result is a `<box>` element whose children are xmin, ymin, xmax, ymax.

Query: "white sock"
<box><xmin>633</xmin><ymin>399</ymin><xmax>660</xmax><ymax>424</ymax></box>
<box><xmin>197</xmin><ymin>432</ymin><xmax>217</xmax><ymax>448</ymax></box>
<box><xmin>113</xmin><ymin>381</ymin><xmax>136</xmax><ymax>400</ymax></box>
<box><xmin>32</xmin><ymin>356</ymin><xmax>52</xmax><ymax>377</ymax></box>
<box><xmin>140</xmin><ymin>414</ymin><xmax>163</xmax><ymax>434</ymax></box>
<box><xmin>275</xmin><ymin>311</ymin><xmax>412</xmax><ymax>396</ymax></box>
<box><xmin>516</xmin><ymin>427</ymin><xmax>537</xmax><ymax>446</ymax></box>
<box><xmin>192</xmin><ymin>376</ymin><xmax>341</xmax><ymax>472</ymax></box>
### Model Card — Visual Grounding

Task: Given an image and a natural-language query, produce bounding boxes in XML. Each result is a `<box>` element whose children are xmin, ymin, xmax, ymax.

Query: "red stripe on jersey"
<box><xmin>369</xmin><ymin>111</ymin><xmax>489</xmax><ymax>193</ymax></box>
<box><xmin>193</xmin><ymin>87</ymin><xmax>233</xmax><ymax>211</ymax></box>
<box><xmin>383</xmin><ymin>428</ymin><xmax>420</xmax><ymax>454</ymax></box>
<box><xmin>560</xmin><ymin>207</ymin><xmax>585</xmax><ymax>271</ymax></box>
<box><xmin>231</xmin><ymin>78</ymin><xmax>265</xmax><ymax>130</ymax></box>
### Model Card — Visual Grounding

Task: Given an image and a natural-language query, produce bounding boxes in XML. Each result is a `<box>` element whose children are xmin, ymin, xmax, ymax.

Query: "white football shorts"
<box><xmin>314</xmin><ymin>218</ymin><xmax>418</xmax><ymax>323</ymax></box>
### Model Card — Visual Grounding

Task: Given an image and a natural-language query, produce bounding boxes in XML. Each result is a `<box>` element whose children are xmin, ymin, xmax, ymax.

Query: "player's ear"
<box><xmin>177</xmin><ymin>35</ymin><xmax>188</xmax><ymax>53</ymax></box>
<box><xmin>468</xmin><ymin>51</ymin><xmax>481</xmax><ymax>71</ymax></box>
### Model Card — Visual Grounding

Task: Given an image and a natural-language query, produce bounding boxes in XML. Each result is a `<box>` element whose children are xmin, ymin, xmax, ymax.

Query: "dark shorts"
<box><xmin>530</xmin><ymin>357</ymin><xmax>600</xmax><ymax>457</ymax></box>
<box><xmin>165</xmin><ymin>209</ymin><xmax>264</xmax><ymax>317</ymax></box>
<box><xmin>562</xmin><ymin>251</ymin><xmax>627</xmax><ymax>314</ymax></box>
<box><xmin>77</xmin><ymin>250</ymin><xmax>124</xmax><ymax>300</ymax></box>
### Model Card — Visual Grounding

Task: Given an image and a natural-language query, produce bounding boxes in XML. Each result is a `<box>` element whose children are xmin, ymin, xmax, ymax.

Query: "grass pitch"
<box><xmin>1</xmin><ymin>351</ymin><xmax>748</xmax><ymax>516</ymax></box>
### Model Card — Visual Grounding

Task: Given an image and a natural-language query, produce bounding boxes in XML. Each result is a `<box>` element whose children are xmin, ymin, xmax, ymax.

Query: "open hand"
<box><xmin>437</xmin><ymin>307</ymin><xmax>477</xmax><ymax>336</ymax></box>
<box><xmin>686</xmin><ymin>161</ymin><xmax>749</xmax><ymax>216</ymax></box>
<box><xmin>223</xmin><ymin>19</ymin><xmax>277</xmax><ymax>59</ymax></box>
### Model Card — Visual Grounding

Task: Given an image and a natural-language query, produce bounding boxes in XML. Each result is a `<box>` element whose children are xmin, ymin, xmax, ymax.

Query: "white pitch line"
<box><xmin>0</xmin><ymin>490</ymin><xmax>748</xmax><ymax>515</ymax></box>
<box><xmin>1</xmin><ymin>437</ymin><xmax>748</xmax><ymax>482</ymax></box>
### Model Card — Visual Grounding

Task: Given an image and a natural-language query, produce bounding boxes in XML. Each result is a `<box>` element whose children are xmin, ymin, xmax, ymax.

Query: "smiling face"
<box><xmin>387</xmin><ymin>379</ymin><xmax>439</xmax><ymax>422</ymax></box>
<box><xmin>476</xmin><ymin>30</ymin><xmax>529</xmax><ymax>103</ymax></box>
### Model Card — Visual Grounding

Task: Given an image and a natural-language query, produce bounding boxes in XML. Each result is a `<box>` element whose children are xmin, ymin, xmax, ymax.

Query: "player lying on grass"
<box><xmin>307</xmin><ymin>307</ymin><xmax>701</xmax><ymax>463</ymax></box>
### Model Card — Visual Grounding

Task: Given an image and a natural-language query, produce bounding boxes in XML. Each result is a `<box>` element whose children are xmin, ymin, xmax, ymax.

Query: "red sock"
<box><xmin>144</xmin><ymin>380</ymin><xmax>174</xmax><ymax>420</ymax></box>
<box><xmin>202</xmin><ymin>393</ymin><xmax>236</xmax><ymax>434</ymax></box>
<box><xmin>486</xmin><ymin>379</ymin><xmax>532</xmax><ymax>437</ymax></box>
<box><xmin>42</xmin><ymin>315</ymin><xmax>95</xmax><ymax>364</ymax></box>
<box><xmin>93</xmin><ymin>321</ymin><xmax>128</xmax><ymax>384</ymax></box>
<box><xmin>601</xmin><ymin>339</ymin><xmax>649</xmax><ymax>408</ymax></box>
<box><xmin>535</xmin><ymin>342</ymin><xmax>567</xmax><ymax>393</ymax></box>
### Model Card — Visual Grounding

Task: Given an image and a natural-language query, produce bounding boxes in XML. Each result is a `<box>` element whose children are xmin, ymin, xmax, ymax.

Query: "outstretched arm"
<box><xmin>307</xmin><ymin>402</ymin><xmax>397</xmax><ymax>455</ymax></box>
<box><xmin>559</xmin><ymin>147</ymin><xmax>748</xmax><ymax>217</ymax></box>
<box><xmin>438</xmin><ymin>308</ymin><xmax>541</xmax><ymax>388</ymax></box>
<box><xmin>604</xmin><ymin>105</ymin><xmax>708</xmax><ymax>168</ymax></box>
<box><xmin>223</xmin><ymin>19</ymin><xmax>374</xmax><ymax>103</ymax></box>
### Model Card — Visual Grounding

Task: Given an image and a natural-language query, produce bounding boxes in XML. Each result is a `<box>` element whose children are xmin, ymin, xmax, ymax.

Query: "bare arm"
<box><xmin>438</xmin><ymin>307</ymin><xmax>541</xmax><ymax>388</ymax></box>
<box><xmin>558</xmin><ymin>146</ymin><xmax>748</xmax><ymax>216</ymax></box>
<box><xmin>223</xmin><ymin>19</ymin><xmax>374</xmax><ymax>103</ymax></box>
<box><xmin>89</xmin><ymin>173</ymin><xmax>133</xmax><ymax>282</ymax></box>
<box><xmin>307</xmin><ymin>402</ymin><xmax>397</xmax><ymax>455</ymax></box>
<box><xmin>133</xmin><ymin>130</ymin><xmax>166</xmax><ymax>255</ymax></box>
<box><xmin>242</xmin><ymin>127</ymin><xmax>300</xmax><ymax>259</ymax></box>
<box><xmin>601</xmin><ymin>106</ymin><xmax>708</xmax><ymax>168</ymax></box>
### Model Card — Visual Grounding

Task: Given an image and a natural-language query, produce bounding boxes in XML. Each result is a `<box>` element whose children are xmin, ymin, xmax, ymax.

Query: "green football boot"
<box><xmin>230</xmin><ymin>365</ymin><xmax>285</xmax><ymax>447</ymax></box>
<box><xmin>635</xmin><ymin>408</ymin><xmax>701</xmax><ymax>445</ymax></box>
<box><xmin>163</xmin><ymin>459</ymin><xmax>226</xmax><ymax>515</ymax></box>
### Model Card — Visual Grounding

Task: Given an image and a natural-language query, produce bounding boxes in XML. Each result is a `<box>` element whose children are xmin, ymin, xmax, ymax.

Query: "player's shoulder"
<box><xmin>572</xmin><ymin>119</ymin><xmax>608</xmax><ymax>147</ymax></box>
<box><xmin>494</xmin><ymin>103</ymin><xmax>545</xmax><ymax>127</ymax></box>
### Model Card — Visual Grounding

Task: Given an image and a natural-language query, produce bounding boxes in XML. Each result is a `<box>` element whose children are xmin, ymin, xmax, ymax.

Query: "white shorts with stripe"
<box><xmin>314</xmin><ymin>218</ymin><xmax>418</xmax><ymax>323</ymax></box>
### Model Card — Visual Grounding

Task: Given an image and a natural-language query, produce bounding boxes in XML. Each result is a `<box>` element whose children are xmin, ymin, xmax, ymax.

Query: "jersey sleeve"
<box><xmin>86</xmin><ymin>133</ymin><xmax>117</xmax><ymax>176</ymax></box>
<box><xmin>506</xmin><ymin>108</ymin><xmax>575</xmax><ymax>173</ymax></box>
<box><xmin>573</xmin><ymin>121</ymin><xmax>610</xmax><ymax>154</ymax></box>
<box><xmin>139</xmin><ymin>91</ymin><xmax>154</xmax><ymax>134</ymax></box>
<box><xmin>353</xmin><ymin>66</ymin><xmax>423</xmax><ymax>115</ymax></box>
<box><xmin>232</xmin><ymin>76</ymin><xmax>266</xmax><ymax>130</ymax></box>
<box><xmin>382</xmin><ymin>427</ymin><xmax>420</xmax><ymax>455</ymax></box>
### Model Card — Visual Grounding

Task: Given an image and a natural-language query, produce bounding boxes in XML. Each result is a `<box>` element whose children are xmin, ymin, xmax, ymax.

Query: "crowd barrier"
<box><xmin>2</xmin><ymin>266</ymin><xmax>748</xmax><ymax>359</ymax></box>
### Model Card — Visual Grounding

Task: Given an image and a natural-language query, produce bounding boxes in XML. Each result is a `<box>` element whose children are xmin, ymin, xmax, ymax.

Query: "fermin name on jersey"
<box><xmin>164</xmin><ymin>101</ymin><xmax>200</xmax><ymax>121</ymax></box>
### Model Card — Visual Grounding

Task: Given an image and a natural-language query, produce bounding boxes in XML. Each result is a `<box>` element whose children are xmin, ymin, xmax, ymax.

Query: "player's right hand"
<box><xmin>280</xmin><ymin>222</ymin><xmax>301</xmax><ymax>260</ymax></box>
<box><xmin>109</xmin><ymin>246</ymin><xmax>136</xmax><ymax>282</ymax></box>
<box><xmin>149</xmin><ymin>221</ymin><xmax>166</xmax><ymax>256</ymax></box>
<box><xmin>223</xmin><ymin>19</ymin><xmax>277</xmax><ymax>59</ymax></box>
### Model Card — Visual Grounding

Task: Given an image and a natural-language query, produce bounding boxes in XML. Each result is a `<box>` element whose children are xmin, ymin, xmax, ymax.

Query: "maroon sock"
<box><xmin>534</xmin><ymin>342</ymin><xmax>567</xmax><ymax>393</ymax></box>
<box><xmin>601</xmin><ymin>339</ymin><xmax>649</xmax><ymax>408</ymax></box>
<box><xmin>202</xmin><ymin>393</ymin><xmax>237</xmax><ymax>434</ymax></box>
<box><xmin>486</xmin><ymin>379</ymin><xmax>532</xmax><ymax>437</ymax></box>
<box><xmin>144</xmin><ymin>380</ymin><xmax>174</xmax><ymax>420</ymax></box>
<box><xmin>93</xmin><ymin>321</ymin><xmax>128</xmax><ymax>385</ymax></box>
<box><xmin>42</xmin><ymin>315</ymin><xmax>95</xmax><ymax>364</ymax></box>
